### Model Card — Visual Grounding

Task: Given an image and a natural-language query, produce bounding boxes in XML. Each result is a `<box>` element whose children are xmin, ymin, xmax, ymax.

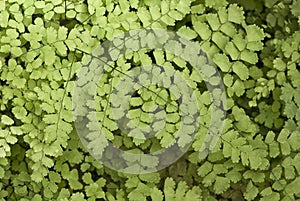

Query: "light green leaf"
<box><xmin>225</xmin><ymin>42</ymin><xmax>240</xmax><ymax>60</ymax></box>
<box><xmin>228</xmin><ymin>4</ymin><xmax>244</xmax><ymax>24</ymax></box>
<box><xmin>193</xmin><ymin>22</ymin><xmax>211</xmax><ymax>40</ymax></box>
<box><xmin>150</xmin><ymin>187</ymin><xmax>163</xmax><ymax>201</ymax></box>
<box><xmin>168</xmin><ymin>10</ymin><xmax>183</xmax><ymax>21</ymax></box>
<box><xmin>273</xmin><ymin>58</ymin><xmax>286</xmax><ymax>71</ymax></box>
<box><xmin>206</xmin><ymin>14</ymin><xmax>221</xmax><ymax>31</ymax></box>
<box><xmin>244</xmin><ymin>181</ymin><xmax>259</xmax><ymax>201</ymax></box>
<box><xmin>1</xmin><ymin>115</ymin><xmax>14</xmax><ymax>125</ymax></box>
<box><xmin>232</xmin><ymin>34</ymin><xmax>247</xmax><ymax>51</ymax></box>
<box><xmin>245</xmin><ymin>25</ymin><xmax>264</xmax><ymax>42</ymax></box>
<box><xmin>212</xmin><ymin>32</ymin><xmax>229</xmax><ymax>49</ymax></box>
<box><xmin>34</xmin><ymin>1</ymin><xmax>45</xmax><ymax>8</ymax></box>
<box><xmin>232</xmin><ymin>61</ymin><xmax>249</xmax><ymax>80</ymax></box>
<box><xmin>213</xmin><ymin>53</ymin><xmax>231</xmax><ymax>72</ymax></box>
<box><xmin>178</xmin><ymin>26</ymin><xmax>197</xmax><ymax>39</ymax></box>
<box><xmin>241</xmin><ymin>50</ymin><xmax>258</xmax><ymax>64</ymax></box>
<box><xmin>247</xmin><ymin>41</ymin><xmax>263</xmax><ymax>51</ymax></box>
<box><xmin>214</xmin><ymin>177</ymin><xmax>230</xmax><ymax>194</ymax></box>
<box><xmin>160</xmin><ymin>132</ymin><xmax>174</xmax><ymax>148</ymax></box>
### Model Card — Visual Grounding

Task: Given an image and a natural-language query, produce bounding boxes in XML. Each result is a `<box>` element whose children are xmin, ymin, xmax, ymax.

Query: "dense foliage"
<box><xmin>0</xmin><ymin>0</ymin><xmax>300</xmax><ymax>200</ymax></box>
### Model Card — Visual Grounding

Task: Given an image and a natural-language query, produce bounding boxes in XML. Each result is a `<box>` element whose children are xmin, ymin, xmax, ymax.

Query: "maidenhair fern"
<box><xmin>1</xmin><ymin>0</ymin><xmax>300</xmax><ymax>200</ymax></box>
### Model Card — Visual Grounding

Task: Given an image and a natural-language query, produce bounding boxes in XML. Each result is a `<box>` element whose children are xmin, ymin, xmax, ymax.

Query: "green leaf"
<box><xmin>213</xmin><ymin>53</ymin><xmax>231</xmax><ymax>72</ymax></box>
<box><xmin>6</xmin><ymin>135</ymin><xmax>17</xmax><ymax>144</ymax></box>
<box><xmin>212</xmin><ymin>32</ymin><xmax>229</xmax><ymax>49</ymax></box>
<box><xmin>150</xmin><ymin>188</ymin><xmax>163</xmax><ymax>201</ymax></box>
<box><xmin>1</xmin><ymin>115</ymin><xmax>14</xmax><ymax>125</ymax></box>
<box><xmin>137</xmin><ymin>8</ymin><xmax>151</xmax><ymax>25</ymax></box>
<box><xmin>168</xmin><ymin>10</ymin><xmax>183</xmax><ymax>21</ymax></box>
<box><xmin>206</xmin><ymin>14</ymin><xmax>221</xmax><ymax>31</ymax></box>
<box><xmin>42</xmin><ymin>46</ymin><xmax>56</xmax><ymax>65</ymax></box>
<box><xmin>197</xmin><ymin>162</ymin><xmax>213</xmax><ymax>177</ymax></box>
<box><xmin>205</xmin><ymin>0</ymin><xmax>228</xmax><ymax>8</ymax></box>
<box><xmin>54</xmin><ymin>41</ymin><xmax>67</xmax><ymax>56</ymax></box>
<box><xmin>0</xmin><ymin>10</ymin><xmax>9</xmax><ymax>27</ymax></box>
<box><xmin>244</xmin><ymin>181</ymin><xmax>259</xmax><ymax>201</ymax></box>
<box><xmin>217</xmin><ymin>7</ymin><xmax>228</xmax><ymax>23</ymax></box>
<box><xmin>225</xmin><ymin>42</ymin><xmax>240</xmax><ymax>60</ymax></box>
<box><xmin>223</xmin><ymin>74</ymin><xmax>233</xmax><ymax>87</ymax></box>
<box><xmin>191</xmin><ymin>4</ymin><xmax>205</xmax><ymax>14</ymax></box>
<box><xmin>54</xmin><ymin>6</ymin><xmax>65</xmax><ymax>14</ymax></box>
<box><xmin>241</xmin><ymin>50</ymin><xmax>258</xmax><ymax>64</ymax></box>
<box><xmin>0</xmin><ymin>147</ymin><xmax>6</xmax><ymax>158</ymax></box>
<box><xmin>149</xmin><ymin>5</ymin><xmax>161</xmax><ymax>20</ymax></box>
<box><xmin>164</xmin><ymin>178</ymin><xmax>176</xmax><ymax>200</ymax></box>
<box><xmin>273</xmin><ymin>58</ymin><xmax>286</xmax><ymax>71</ymax></box>
<box><xmin>177</xmin><ymin>26</ymin><xmax>197</xmax><ymax>39</ymax></box>
<box><xmin>228</xmin><ymin>4</ymin><xmax>244</xmax><ymax>24</ymax></box>
<box><xmin>34</xmin><ymin>1</ymin><xmax>45</xmax><ymax>8</ymax></box>
<box><xmin>176</xmin><ymin>0</ymin><xmax>191</xmax><ymax>14</ymax></box>
<box><xmin>280</xmin><ymin>83</ymin><xmax>294</xmax><ymax>103</ymax></box>
<box><xmin>246</xmin><ymin>25</ymin><xmax>265</xmax><ymax>42</ymax></box>
<box><xmin>247</xmin><ymin>41</ymin><xmax>263</xmax><ymax>51</ymax></box>
<box><xmin>70</xmin><ymin>192</ymin><xmax>85</xmax><ymax>201</ymax></box>
<box><xmin>232</xmin><ymin>61</ymin><xmax>249</xmax><ymax>80</ymax></box>
<box><xmin>285</xmin><ymin>177</ymin><xmax>300</xmax><ymax>196</ymax></box>
<box><xmin>291</xmin><ymin>0</ymin><xmax>300</xmax><ymax>16</ymax></box>
<box><xmin>161</xmin><ymin>15</ymin><xmax>175</xmax><ymax>26</ymax></box>
<box><xmin>160</xmin><ymin>132</ymin><xmax>175</xmax><ymax>148</ymax></box>
<box><xmin>193</xmin><ymin>22</ymin><xmax>211</xmax><ymax>40</ymax></box>
<box><xmin>153</xmin><ymin>49</ymin><xmax>165</xmax><ymax>65</ymax></box>
<box><xmin>184</xmin><ymin>186</ymin><xmax>202</xmax><ymax>201</ymax></box>
<box><xmin>166</xmin><ymin>113</ymin><xmax>180</xmax><ymax>123</ymax></box>
<box><xmin>214</xmin><ymin>177</ymin><xmax>230</xmax><ymax>194</ymax></box>
<box><xmin>232</xmin><ymin>34</ymin><xmax>247</xmax><ymax>51</ymax></box>
<box><xmin>226</xmin><ymin>168</ymin><xmax>242</xmax><ymax>183</ymax></box>
<box><xmin>58</xmin><ymin>26</ymin><xmax>68</xmax><ymax>40</ymax></box>
<box><xmin>66</xmin><ymin>10</ymin><xmax>77</xmax><ymax>18</ymax></box>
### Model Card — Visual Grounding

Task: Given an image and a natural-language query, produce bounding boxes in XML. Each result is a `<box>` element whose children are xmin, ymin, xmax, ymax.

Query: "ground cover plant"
<box><xmin>1</xmin><ymin>0</ymin><xmax>300</xmax><ymax>200</ymax></box>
